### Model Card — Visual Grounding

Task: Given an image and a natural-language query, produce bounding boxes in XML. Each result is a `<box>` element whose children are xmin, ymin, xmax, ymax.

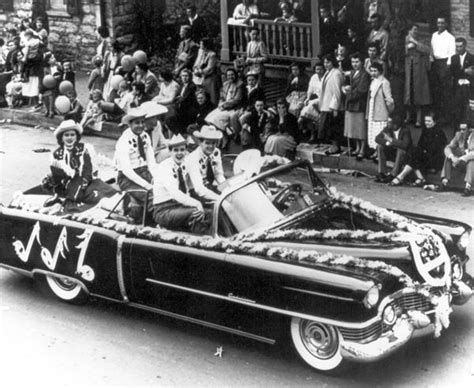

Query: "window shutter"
<box><xmin>0</xmin><ymin>0</ymin><xmax>14</xmax><ymax>12</ymax></box>
<box><xmin>67</xmin><ymin>0</ymin><xmax>81</xmax><ymax>16</ymax></box>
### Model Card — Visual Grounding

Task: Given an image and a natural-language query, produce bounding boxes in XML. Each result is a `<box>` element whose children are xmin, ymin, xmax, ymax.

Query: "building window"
<box><xmin>0</xmin><ymin>0</ymin><xmax>14</xmax><ymax>12</ymax></box>
<box><xmin>47</xmin><ymin>0</ymin><xmax>81</xmax><ymax>17</ymax></box>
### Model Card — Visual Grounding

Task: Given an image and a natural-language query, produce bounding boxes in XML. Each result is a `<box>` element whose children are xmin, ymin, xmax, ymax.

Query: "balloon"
<box><xmin>43</xmin><ymin>75</ymin><xmax>56</xmax><ymax>89</ymax></box>
<box><xmin>133</xmin><ymin>50</ymin><xmax>147</xmax><ymax>64</ymax></box>
<box><xmin>110</xmin><ymin>74</ymin><xmax>124</xmax><ymax>91</ymax></box>
<box><xmin>54</xmin><ymin>96</ymin><xmax>71</xmax><ymax>114</ymax></box>
<box><xmin>121</xmin><ymin>55</ymin><xmax>136</xmax><ymax>72</ymax></box>
<box><xmin>58</xmin><ymin>80</ymin><xmax>74</xmax><ymax>95</ymax></box>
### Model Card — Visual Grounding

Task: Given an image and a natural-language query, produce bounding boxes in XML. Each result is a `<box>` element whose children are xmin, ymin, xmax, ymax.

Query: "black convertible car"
<box><xmin>0</xmin><ymin>159</ymin><xmax>472</xmax><ymax>372</ymax></box>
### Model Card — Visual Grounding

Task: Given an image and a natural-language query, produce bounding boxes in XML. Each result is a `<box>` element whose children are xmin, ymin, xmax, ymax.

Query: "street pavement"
<box><xmin>0</xmin><ymin>124</ymin><xmax>473</xmax><ymax>387</ymax></box>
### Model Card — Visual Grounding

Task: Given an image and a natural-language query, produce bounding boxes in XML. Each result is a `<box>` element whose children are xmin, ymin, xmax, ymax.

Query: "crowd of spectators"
<box><xmin>1</xmin><ymin>1</ymin><xmax>473</xmax><ymax>196</ymax></box>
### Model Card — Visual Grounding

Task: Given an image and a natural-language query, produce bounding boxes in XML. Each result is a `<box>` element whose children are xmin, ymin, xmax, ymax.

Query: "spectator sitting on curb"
<box><xmin>439</xmin><ymin>122</ymin><xmax>474</xmax><ymax>196</ymax></box>
<box><xmin>374</xmin><ymin>116</ymin><xmax>412</xmax><ymax>183</ymax></box>
<box><xmin>389</xmin><ymin>113</ymin><xmax>447</xmax><ymax>187</ymax></box>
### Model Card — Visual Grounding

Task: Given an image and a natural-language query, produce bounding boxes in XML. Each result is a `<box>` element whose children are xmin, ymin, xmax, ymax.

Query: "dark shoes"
<box><xmin>375</xmin><ymin>173</ymin><xmax>394</xmax><ymax>183</ymax></box>
<box><xmin>462</xmin><ymin>187</ymin><xmax>472</xmax><ymax>197</ymax></box>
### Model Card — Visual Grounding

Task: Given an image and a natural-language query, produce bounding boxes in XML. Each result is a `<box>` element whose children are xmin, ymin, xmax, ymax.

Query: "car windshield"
<box><xmin>219</xmin><ymin>163</ymin><xmax>329</xmax><ymax>234</ymax></box>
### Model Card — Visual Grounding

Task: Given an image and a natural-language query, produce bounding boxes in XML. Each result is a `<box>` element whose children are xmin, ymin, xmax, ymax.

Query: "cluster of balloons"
<box><xmin>110</xmin><ymin>50</ymin><xmax>149</xmax><ymax>91</ymax></box>
<box><xmin>42</xmin><ymin>74</ymin><xmax>75</xmax><ymax>114</ymax></box>
<box><xmin>44</xmin><ymin>50</ymin><xmax>149</xmax><ymax>115</ymax></box>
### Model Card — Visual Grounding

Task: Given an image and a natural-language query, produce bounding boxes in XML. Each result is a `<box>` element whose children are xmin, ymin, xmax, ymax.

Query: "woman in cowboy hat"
<box><xmin>187</xmin><ymin>125</ymin><xmax>225</xmax><ymax>201</ymax></box>
<box><xmin>45</xmin><ymin>120</ymin><xmax>117</xmax><ymax>211</ymax></box>
<box><xmin>151</xmin><ymin>134</ymin><xmax>208</xmax><ymax>234</ymax></box>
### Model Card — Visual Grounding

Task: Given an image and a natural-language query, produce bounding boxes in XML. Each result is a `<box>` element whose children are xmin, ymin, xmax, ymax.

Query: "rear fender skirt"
<box><xmin>146</xmin><ymin>278</ymin><xmax>380</xmax><ymax>330</ymax></box>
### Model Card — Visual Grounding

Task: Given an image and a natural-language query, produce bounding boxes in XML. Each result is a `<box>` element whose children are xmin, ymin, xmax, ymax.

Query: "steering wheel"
<box><xmin>272</xmin><ymin>183</ymin><xmax>302</xmax><ymax>209</ymax></box>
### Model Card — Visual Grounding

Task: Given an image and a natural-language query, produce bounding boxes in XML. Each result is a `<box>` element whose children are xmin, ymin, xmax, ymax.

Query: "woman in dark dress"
<box><xmin>44</xmin><ymin>120</ymin><xmax>118</xmax><ymax>211</ymax></box>
<box><xmin>389</xmin><ymin>114</ymin><xmax>447</xmax><ymax>186</ymax></box>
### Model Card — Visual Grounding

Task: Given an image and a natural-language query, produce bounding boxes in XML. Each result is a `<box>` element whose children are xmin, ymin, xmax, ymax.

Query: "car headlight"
<box><xmin>382</xmin><ymin>304</ymin><xmax>397</xmax><ymax>325</ymax></box>
<box><xmin>363</xmin><ymin>285</ymin><xmax>380</xmax><ymax>309</ymax></box>
<box><xmin>457</xmin><ymin>231</ymin><xmax>470</xmax><ymax>252</ymax></box>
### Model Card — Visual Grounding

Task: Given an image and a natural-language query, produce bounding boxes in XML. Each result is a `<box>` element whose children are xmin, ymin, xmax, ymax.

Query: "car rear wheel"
<box><xmin>45</xmin><ymin>275</ymin><xmax>88</xmax><ymax>304</ymax></box>
<box><xmin>290</xmin><ymin>317</ymin><xmax>343</xmax><ymax>372</ymax></box>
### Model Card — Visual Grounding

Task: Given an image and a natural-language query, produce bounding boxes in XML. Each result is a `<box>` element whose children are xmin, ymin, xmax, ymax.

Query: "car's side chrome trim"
<box><xmin>116</xmin><ymin>235</ymin><xmax>129</xmax><ymax>302</ymax></box>
<box><xmin>0</xmin><ymin>263</ymin><xmax>34</xmax><ymax>278</ymax></box>
<box><xmin>146</xmin><ymin>278</ymin><xmax>379</xmax><ymax>329</ymax></box>
<box><xmin>32</xmin><ymin>269</ymin><xmax>90</xmax><ymax>294</ymax></box>
<box><xmin>282</xmin><ymin>286</ymin><xmax>359</xmax><ymax>302</ymax></box>
<box><xmin>128</xmin><ymin>301</ymin><xmax>276</xmax><ymax>345</ymax></box>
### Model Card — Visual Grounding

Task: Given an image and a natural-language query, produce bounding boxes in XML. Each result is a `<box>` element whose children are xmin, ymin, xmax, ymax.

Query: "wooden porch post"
<box><xmin>220</xmin><ymin>0</ymin><xmax>230</xmax><ymax>61</ymax></box>
<box><xmin>311</xmin><ymin>0</ymin><xmax>320</xmax><ymax>67</ymax></box>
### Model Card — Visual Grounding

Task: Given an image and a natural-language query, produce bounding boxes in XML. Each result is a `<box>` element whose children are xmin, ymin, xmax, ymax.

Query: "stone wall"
<box><xmin>0</xmin><ymin>0</ymin><xmax>33</xmax><ymax>31</ymax></box>
<box><xmin>450</xmin><ymin>0</ymin><xmax>474</xmax><ymax>52</ymax></box>
<box><xmin>111</xmin><ymin>0</ymin><xmax>136</xmax><ymax>48</ymax></box>
<box><xmin>47</xmin><ymin>0</ymin><xmax>98</xmax><ymax>69</ymax></box>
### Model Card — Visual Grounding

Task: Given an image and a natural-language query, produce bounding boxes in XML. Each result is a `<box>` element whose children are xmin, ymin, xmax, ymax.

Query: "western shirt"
<box><xmin>187</xmin><ymin>147</ymin><xmax>225</xmax><ymax>201</ymax></box>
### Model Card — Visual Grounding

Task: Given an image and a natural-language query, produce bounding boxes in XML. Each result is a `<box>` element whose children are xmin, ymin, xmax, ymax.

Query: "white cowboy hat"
<box><xmin>140</xmin><ymin>101</ymin><xmax>168</xmax><ymax>118</ymax></box>
<box><xmin>167</xmin><ymin>134</ymin><xmax>187</xmax><ymax>149</ymax></box>
<box><xmin>193</xmin><ymin>125</ymin><xmax>223</xmax><ymax>140</ymax></box>
<box><xmin>54</xmin><ymin>119</ymin><xmax>83</xmax><ymax>138</ymax></box>
<box><xmin>121</xmin><ymin>107</ymin><xmax>146</xmax><ymax>125</ymax></box>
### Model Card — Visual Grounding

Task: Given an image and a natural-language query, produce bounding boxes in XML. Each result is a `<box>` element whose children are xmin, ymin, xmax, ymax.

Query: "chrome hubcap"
<box><xmin>300</xmin><ymin>321</ymin><xmax>339</xmax><ymax>360</ymax></box>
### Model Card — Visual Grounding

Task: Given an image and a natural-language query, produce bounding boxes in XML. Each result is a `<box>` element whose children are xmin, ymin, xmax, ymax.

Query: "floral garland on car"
<box><xmin>8</xmin><ymin>190</ymin><xmax>455</xmax><ymax>337</ymax></box>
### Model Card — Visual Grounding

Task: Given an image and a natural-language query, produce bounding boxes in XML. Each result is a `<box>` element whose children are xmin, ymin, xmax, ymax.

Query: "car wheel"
<box><xmin>45</xmin><ymin>275</ymin><xmax>88</xmax><ymax>304</ymax></box>
<box><xmin>290</xmin><ymin>317</ymin><xmax>343</xmax><ymax>372</ymax></box>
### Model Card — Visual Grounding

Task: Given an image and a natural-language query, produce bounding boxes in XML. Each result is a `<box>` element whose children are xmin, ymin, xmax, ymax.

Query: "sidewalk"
<box><xmin>0</xmin><ymin>71</ymin><xmax>464</xmax><ymax>188</ymax></box>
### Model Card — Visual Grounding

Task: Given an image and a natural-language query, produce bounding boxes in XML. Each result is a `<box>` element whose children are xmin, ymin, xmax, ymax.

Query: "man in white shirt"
<box><xmin>187</xmin><ymin>125</ymin><xmax>225</xmax><ymax>202</ymax></box>
<box><xmin>151</xmin><ymin>134</ymin><xmax>208</xmax><ymax>233</ymax></box>
<box><xmin>430</xmin><ymin>17</ymin><xmax>455</xmax><ymax>123</ymax></box>
<box><xmin>115</xmin><ymin>107</ymin><xmax>156</xmax><ymax>221</ymax></box>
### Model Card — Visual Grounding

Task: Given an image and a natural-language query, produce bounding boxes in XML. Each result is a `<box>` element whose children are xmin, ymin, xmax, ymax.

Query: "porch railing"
<box><xmin>228</xmin><ymin>19</ymin><xmax>313</xmax><ymax>63</ymax></box>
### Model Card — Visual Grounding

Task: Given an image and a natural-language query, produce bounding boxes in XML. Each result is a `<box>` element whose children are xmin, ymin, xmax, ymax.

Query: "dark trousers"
<box><xmin>430</xmin><ymin>59</ymin><xmax>452</xmax><ymax>122</ymax></box>
<box><xmin>377</xmin><ymin>145</ymin><xmax>407</xmax><ymax>176</ymax></box>
<box><xmin>318</xmin><ymin>111</ymin><xmax>344</xmax><ymax>144</ymax></box>
<box><xmin>152</xmin><ymin>200</ymin><xmax>209</xmax><ymax>234</ymax></box>
<box><xmin>453</xmin><ymin>84</ymin><xmax>470</xmax><ymax>126</ymax></box>
<box><xmin>117</xmin><ymin>166</ymin><xmax>153</xmax><ymax>221</ymax></box>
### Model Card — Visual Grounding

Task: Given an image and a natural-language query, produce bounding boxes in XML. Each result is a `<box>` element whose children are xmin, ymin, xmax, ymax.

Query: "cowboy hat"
<box><xmin>167</xmin><ymin>134</ymin><xmax>187</xmax><ymax>149</ymax></box>
<box><xmin>54</xmin><ymin>119</ymin><xmax>83</xmax><ymax>138</ymax></box>
<box><xmin>140</xmin><ymin>101</ymin><xmax>168</xmax><ymax>118</ymax></box>
<box><xmin>121</xmin><ymin>107</ymin><xmax>146</xmax><ymax>125</ymax></box>
<box><xmin>193</xmin><ymin>125</ymin><xmax>223</xmax><ymax>140</ymax></box>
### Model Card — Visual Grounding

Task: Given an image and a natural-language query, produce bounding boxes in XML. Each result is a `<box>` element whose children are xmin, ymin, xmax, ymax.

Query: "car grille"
<box><xmin>339</xmin><ymin>292</ymin><xmax>434</xmax><ymax>343</ymax></box>
<box><xmin>392</xmin><ymin>292</ymin><xmax>434</xmax><ymax>313</ymax></box>
<box><xmin>339</xmin><ymin>321</ymin><xmax>382</xmax><ymax>343</ymax></box>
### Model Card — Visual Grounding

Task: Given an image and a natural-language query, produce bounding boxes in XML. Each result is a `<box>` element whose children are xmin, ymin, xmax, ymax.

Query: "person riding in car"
<box><xmin>45</xmin><ymin>120</ymin><xmax>117</xmax><ymax>211</ymax></box>
<box><xmin>151</xmin><ymin>134</ymin><xmax>209</xmax><ymax>234</ymax></box>
<box><xmin>187</xmin><ymin>125</ymin><xmax>225</xmax><ymax>201</ymax></box>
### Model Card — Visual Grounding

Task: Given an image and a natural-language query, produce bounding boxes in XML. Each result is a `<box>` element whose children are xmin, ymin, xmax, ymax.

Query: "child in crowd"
<box><xmin>59</xmin><ymin>60</ymin><xmax>75</xmax><ymax>86</ymax></box>
<box><xmin>115</xmin><ymin>80</ymin><xmax>134</xmax><ymax>114</ymax></box>
<box><xmin>80</xmin><ymin>89</ymin><xmax>104</xmax><ymax>132</ymax></box>
<box><xmin>87</xmin><ymin>55</ymin><xmax>105</xmax><ymax>92</ymax></box>
<box><xmin>41</xmin><ymin>52</ymin><xmax>60</xmax><ymax>117</ymax></box>
<box><xmin>66</xmin><ymin>89</ymin><xmax>84</xmax><ymax>123</ymax></box>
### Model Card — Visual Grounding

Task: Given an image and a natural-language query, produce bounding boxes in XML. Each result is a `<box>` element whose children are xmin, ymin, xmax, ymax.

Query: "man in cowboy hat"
<box><xmin>151</xmin><ymin>134</ymin><xmax>208</xmax><ymax>233</ymax></box>
<box><xmin>187</xmin><ymin>125</ymin><xmax>225</xmax><ymax>201</ymax></box>
<box><xmin>141</xmin><ymin>101</ymin><xmax>170</xmax><ymax>163</ymax></box>
<box><xmin>115</xmin><ymin>107</ymin><xmax>157</xmax><ymax>221</ymax></box>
